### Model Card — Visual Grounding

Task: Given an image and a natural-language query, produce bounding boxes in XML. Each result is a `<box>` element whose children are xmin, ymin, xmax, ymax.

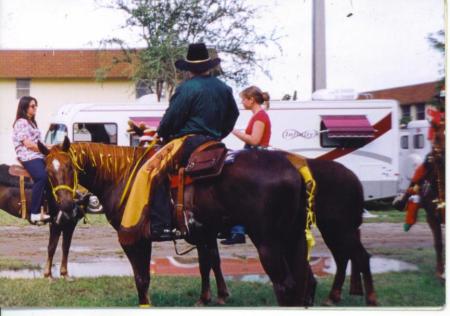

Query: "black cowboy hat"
<box><xmin>175</xmin><ymin>43</ymin><xmax>221</xmax><ymax>73</ymax></box>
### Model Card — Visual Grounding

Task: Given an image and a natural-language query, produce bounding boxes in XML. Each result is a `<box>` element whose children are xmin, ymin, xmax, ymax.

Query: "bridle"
<box><xmin>47</xmin><ymin>152</ymin><xmax>81</xmax><ymax>203</ymax></box>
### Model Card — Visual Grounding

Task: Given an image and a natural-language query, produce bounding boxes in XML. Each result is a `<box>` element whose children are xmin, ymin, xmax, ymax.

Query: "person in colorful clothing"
<box><xmin>221</xmin><ymin>86</ymin><xmax>271</xmax><ymax>245</ymax></box>
<box><xmin>393</xmin><ymin>90</ymin><xmax>445</xmax><ymax>231</ymax></box>
<box><xmin>119</xmin><ymin>43</ymin><xmax>239</xmax><ymax>242</ymax></box>
<box><xmin>12</xmin><ymin>96</ymin><xmax>52</xmax><ymax>224</ymax></box>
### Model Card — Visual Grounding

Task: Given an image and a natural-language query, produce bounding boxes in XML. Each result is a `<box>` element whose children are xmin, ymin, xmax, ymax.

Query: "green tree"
<box><xmin>98</xmin><ymin>0</ymin><xmax>279</xmax><ymax>100</ymax></box>
<box><xmin>427</xmin><ymin>30</ymin><xmax>445</xmax><ymax>110</ymax></box>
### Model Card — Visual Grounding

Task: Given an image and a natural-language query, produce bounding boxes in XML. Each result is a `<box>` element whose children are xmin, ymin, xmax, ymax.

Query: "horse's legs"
<box><xmin>349</xmin><ymin>236</ymin><xmax>377</xmax><ymax>306</ymax></box>
<box><xmin>208</xmin><ymin>239</ymin><xmax>229</xmax><ymax>304</ymax></box>
<box><xmin>121</xmin><ymin>239</ymin><xmax>152</xmax><ymax>306</ymax></box>
<box><xmin>319</xmin><ymin>224</ymin><xmax>351</xmax><ymax>305</ymax></box>
<box><xmin>283</xmin><ymin>237</ymin><xmax>317</xmax><ymax>306</ymax></box>
<box><xmin>256</xmin><ymin>242</ymin><xmax>300</xmax><ymax>306</ymax></box>
<box><xmin>426</xmin><ymin>211</ymin><xmax>444</xmax><ymax>278</ymax></box>
<box><xmin>44</xmin><ymin>223</ymin><xmax>62</xmax><ymax>278</ymax></box>
<box><xmin>60</xmin><ymin>221</ymin><xmax>78</xmax><ymax>278</ymax></box>
<box><xmin>196</xmin><ymin>242</ymin><xmax>213</xmax><ymax>305</ymax></box>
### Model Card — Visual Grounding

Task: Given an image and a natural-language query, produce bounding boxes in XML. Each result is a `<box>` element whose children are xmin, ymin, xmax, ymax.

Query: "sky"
<box><xmin>0</xmin><ymin>0</ymin><xmax>446</xmax><ymax>99</ymax></box>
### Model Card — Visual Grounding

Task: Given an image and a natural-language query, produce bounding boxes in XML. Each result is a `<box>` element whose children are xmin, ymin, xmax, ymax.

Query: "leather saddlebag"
<box><xmin>185</xmin><ymin>147</ymin><xmax>227</xmax><ymax>180</ymax></box>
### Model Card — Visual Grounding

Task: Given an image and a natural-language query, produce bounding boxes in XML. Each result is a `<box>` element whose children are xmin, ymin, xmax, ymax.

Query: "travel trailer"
<box><xmin>44</xmin><ymin>99</ymin><xmax>399</xmax><ymax>201</ymax></box>
<box><xmin>398</xmin><ymin>120</ymin><xmax>432</xmax><ymax>192</ymax></box>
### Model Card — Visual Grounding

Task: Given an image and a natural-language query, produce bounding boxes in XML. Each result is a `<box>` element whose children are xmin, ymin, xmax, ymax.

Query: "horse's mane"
<box><xmin>68</xmin><ymin>143</ymin><xmax>151</xmax><ymax>184</ymax></box>
<box><xmin>0</xmin><ymin>164</ymin><xmax>33</xmax><ymax>189</ymax></box>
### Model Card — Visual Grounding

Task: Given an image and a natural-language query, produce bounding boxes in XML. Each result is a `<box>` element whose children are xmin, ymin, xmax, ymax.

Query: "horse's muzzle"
<box><xmin>55</xmin><ymin>203</ymin><xmax>78</xmax><ymax>225</ymax></box>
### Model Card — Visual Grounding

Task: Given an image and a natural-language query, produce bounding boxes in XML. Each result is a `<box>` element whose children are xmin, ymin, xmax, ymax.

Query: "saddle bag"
<box><xmin>185</xmin><ymin>147</ymin><xmax>227</xmax><ymax>180</ymax></box>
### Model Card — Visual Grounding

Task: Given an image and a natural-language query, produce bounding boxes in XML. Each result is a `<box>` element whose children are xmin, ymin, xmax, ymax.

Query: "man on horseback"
<box><xmin>119</xmin><ymin>43</ymin><xmax>239</xmax><ymax>243</ymax></box>
<box><xmin>393</xmin><ymin>89</ymin><xmax>445</xmax><ymax>231</ymax></box>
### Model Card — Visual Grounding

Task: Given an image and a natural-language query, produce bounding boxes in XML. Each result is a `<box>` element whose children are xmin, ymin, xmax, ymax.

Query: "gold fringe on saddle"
<box><xmin>285</xmin><ymin>153</ymin><xmax>317</xmax><ymax>261</ymax></box>
<box><xmin>118</xmin><ymin>136</ymin><xmax>189</xmax><ymax>245</ymax></box>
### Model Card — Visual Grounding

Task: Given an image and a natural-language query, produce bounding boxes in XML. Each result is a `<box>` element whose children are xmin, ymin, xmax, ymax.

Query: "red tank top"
<box><xmin>245</xmin><ymin>110</ymin><xmax>271</xmax><ymax>147</ymax></box>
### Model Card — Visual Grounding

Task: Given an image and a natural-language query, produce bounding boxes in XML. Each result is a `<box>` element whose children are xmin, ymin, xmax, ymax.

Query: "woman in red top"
<box><xmin>221</xmin><ymin>86</ymin><xmax>271</xmax><ymax>245</ymax></box>
<box><xmin>232</xmin><ymin>86</ymin><xmax>271</xmax><ymax>148</ymax></box>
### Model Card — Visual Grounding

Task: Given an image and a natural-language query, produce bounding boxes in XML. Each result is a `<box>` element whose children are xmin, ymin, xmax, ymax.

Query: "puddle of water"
<box><xmin>0</xmin><ymin>255</ymin><xmax>418</xmax><ymax>280</ymax></box>
<box><xmin>323</xmin><ymin>256</ymin><xmax>418</xmax><ymax>276</ymax></box>
<box><xmin>225</xmin><ymin>274</ymin><xmax>270</xmax><ymax>283</ymax></box>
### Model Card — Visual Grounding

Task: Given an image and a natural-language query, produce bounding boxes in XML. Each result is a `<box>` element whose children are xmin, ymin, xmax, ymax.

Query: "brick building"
<box><xmin>360</xmin><ymin>81</ymin><xmax>441</xmax><ymax>122</ymax></box>
<box><xmin>0</xmin><ymin>49</ymin><xmax>137</xmax><ymax>163</ymax></box>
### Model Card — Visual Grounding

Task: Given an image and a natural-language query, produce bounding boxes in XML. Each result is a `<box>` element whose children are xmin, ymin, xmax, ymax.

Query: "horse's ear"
<box><xmin>37</xmin><ymin>141</ymin><xmax>50</xmax><ymax>156</ymax></box>
<box><xmin>61</xmin><ymin>136</ymin><xmax>71</xmax><ymax>152</ymax></box>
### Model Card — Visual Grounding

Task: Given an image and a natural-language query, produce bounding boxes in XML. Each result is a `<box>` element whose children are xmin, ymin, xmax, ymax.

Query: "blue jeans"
<box><xmin>21</xmin><ymin>158</ymin><xmax>50</xmax><ymax>215</ymax></box>
<box><xmin>231</xmin><ymin>225</ymin><xmax>245</xmax><ymax>235</ymax></box>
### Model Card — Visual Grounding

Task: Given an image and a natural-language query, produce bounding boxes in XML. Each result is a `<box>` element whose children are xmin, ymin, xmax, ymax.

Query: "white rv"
<box><xmin>398</xmin><ymin>120</ymin><xmax>432</xmax><ymax>192</ymax></box>
<box><xmin>45</xmin><ymin>99</ymin><xmax>399</xmax><ymax>201</ymax></box>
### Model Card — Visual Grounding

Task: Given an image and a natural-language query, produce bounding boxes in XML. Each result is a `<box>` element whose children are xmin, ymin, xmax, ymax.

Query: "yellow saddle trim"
<box><xmin>119</xmin><ymin>139</ymin><xmax>158</xmax><ymax>208</ymax></box>
<box><xmin>121</xmin><ymin>136</ymin><xmax>189</xmax><ymax>229</ymax></box>
<box><xmin>285</xmin><ymin>153</ymin><xmax>317</xmax><ymax>261</ymax></box>
<box><xmin>299</xmin><ymin>165</ymin><xmax>317</xmax><ymax>261</ymax></box>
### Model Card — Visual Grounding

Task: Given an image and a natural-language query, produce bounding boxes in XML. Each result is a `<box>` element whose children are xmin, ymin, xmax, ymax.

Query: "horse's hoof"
<box><xmin>46</xmin><ymin>276</ymin><xmax>55</xmax><ymax>283</ymax></box>
<box><xmin>322</xmin><ymin>298</ymin><xmax>336</xmax><ymax>306</ymax></box>
<box><xmin>216</xmin><ymin>297</ymin><xmax>227</xmax><ymax>305</ymax></box>
<box><xmin>194</xmin><ymin>300</ymin><xmax>206</xmax><ymax>307</ymax></box>
<box><xmin>366</xmin><ymin>293</ymin><xmax>378</xmax><ymax>306</ymax></box>
<box><xmin>61</xmin><ymin>275</ymin><xmax>75</xmax><ymax>282</ymax></box>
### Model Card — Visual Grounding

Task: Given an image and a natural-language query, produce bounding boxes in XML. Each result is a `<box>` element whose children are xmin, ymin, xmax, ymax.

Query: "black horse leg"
<box><xmin>349</xmin><ymin>239</ymin><xmax>377</xmax><ymax>306</ymax></box>
<box><xmin>256</xmin><ymin>242</ymin><xmax>299</xmax><ymax>306</ymax></box>
<box><xmin>426</xmin><ymin>211</ymin><xmax>444</xmax><ymax>278</ymax></box>
<box><xmin>283</xmin><ymin>237</ymin><xmax>316</xmax><ymax>306</ymax></box>
<box><xmin>44</xmin><ymin>223</ymin><xmax>62</xmax><ymax>278</ymax></box>
<box><xmin>196</xmin><ymin>242</ymin><xmax>213</xmax><ymax>305</ymax></box>
<box><xmin>349</xmin><ymin>259</ymin><xmax>363</xmax><ymax>296</ymax></box>
<box><xmin>208</xmin><ymin>239</ymin><xmax>229</xmax><ymax>305</ymax></box>
<box><xmin>121</xmin><ymin>239</ymin><xmax>152</xmax><ymax>306</ymax></box>
<box><xmin>60</xmin><ymin>221</ymin><xmax>78</xmax><ymax>279</ymax></box>
<box><xmin>319</xmin><ymin>225</ymin><xmax>351</xmax><ymax>305</ymax></box>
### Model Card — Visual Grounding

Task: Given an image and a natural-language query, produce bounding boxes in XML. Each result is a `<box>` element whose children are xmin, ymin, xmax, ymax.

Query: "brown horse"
<box><xmin>38</xmin><ymin>138</ymin><xmax>316</xmax><ymax>306</ymax></box>
<box><xmin>0</xmin><ymin>164</ymin><xmax>87</xmax><ymax>279</ymax></box>
<box><xmin>37</xmin><ymin>138</ymin><xmax>377</xmax><ymax>306</ymax></box>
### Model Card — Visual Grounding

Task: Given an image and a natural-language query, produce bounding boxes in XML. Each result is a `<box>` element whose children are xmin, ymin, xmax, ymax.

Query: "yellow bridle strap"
<box><xmin>299</xmin><ymin>166</ymin><xmax>317</xmax><ymax>262</ymax></box>
<box><xmin>49</xmin><ymin>158</ymin><xmax>79</xmax><ymax>203</ymax></box>
<box><xmin>50</xmin><ymin>171</ymin><xmax>78</xmax><ymax>202</ymax></box>
<box><xmin>119</xmin><ymin>139</ymin><xmax>158</xmax><ymax>208</ymax></box>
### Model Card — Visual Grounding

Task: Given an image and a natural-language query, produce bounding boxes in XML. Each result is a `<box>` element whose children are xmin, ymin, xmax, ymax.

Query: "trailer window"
<box><xmin>320</xmin><ymin>115</ymin><xmax>374</xmax><ymax>148</ymax></box>
<box><xmin>73</xmin><ymin>123</ymin><xmax>118</xmax><ymax>144</ymax></box>
<box><xmin>400</xmin><ymin>135</ymin><xmax>409</xmax><ymax>149</ymax></box>
<box><xmin>45</xmin><ymin>124</ymin><xmax>68</xmax><ymax>145</ymax></box>
<box><xmin>413</xmin><ymin>134</ymin><xmax>424</xmax><ymax>149</ymax></box>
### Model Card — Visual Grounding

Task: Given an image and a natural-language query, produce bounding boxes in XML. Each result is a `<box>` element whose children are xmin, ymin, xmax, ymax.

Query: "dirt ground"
<box><xmin>0</xmin><ymin>222</ymin><xmax>443</xmax><ymax>265</ymax></box>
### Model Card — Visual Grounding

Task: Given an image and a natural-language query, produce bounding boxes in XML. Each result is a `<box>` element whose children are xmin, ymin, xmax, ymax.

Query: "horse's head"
<box><xmin>38</xmin><ymin>137</ymin><xmax>80</xmax><ymax>224</ymax></box>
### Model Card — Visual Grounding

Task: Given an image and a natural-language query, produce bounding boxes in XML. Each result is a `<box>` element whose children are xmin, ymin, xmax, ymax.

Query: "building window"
<box><xmin>400</xmin><ymin>135</ymin><xmax>409</xmax><ymax>149</ymax></box>
<box><xmin>16</xmin><ymin>79</ymin><xmax>30</xmax><ymax>99</ymax></box>
<box><xmin>401</xmin><ymin>105</ymin><xmax>412</xmax><ymax>124</ymax></box>
<box><xmin>416</xmin><ymin>103</ymin><xmax>425</xmax><ymax>120</ymax></box>
<box><xmin>413</xmin><ymin>134</ymin><xmax>424</xmax><ymax>149</ymax></box>
<box><xmin>135</xmin><ymin>80</ymin><xmax>152</xmax><ymax>99</ymax></box>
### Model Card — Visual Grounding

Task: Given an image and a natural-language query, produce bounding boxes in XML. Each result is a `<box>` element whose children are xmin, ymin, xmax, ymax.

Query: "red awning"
<box><xmin>321</xmin><ymin>115</ymin><xmax>375</xmax><ymax>138</ymax></box>
<box><xmin>129</xmin><ymin>116</ymin><xmax>162</xmax><ymax>129</ymax></box>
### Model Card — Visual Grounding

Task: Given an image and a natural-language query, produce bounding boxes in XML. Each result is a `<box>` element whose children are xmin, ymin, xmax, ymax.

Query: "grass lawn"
<box><xmin>0</xmin><ymin>248</ymin><xmax>444</xmax><ymax>308</ymax></box>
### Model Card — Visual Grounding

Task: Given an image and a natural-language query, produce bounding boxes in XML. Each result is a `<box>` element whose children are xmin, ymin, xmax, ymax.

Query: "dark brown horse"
<box><xmin>38</xmin><ymin>138</ymin><xmax>316</xmax><ymax>306</ymax></box>
<box><xmin>0</xmin><ymin>164</ymin><xmax>86</xmax><ymax>279</ymax></box>
<box><xmin>36</xmin><ymin>138</ymin><xmax>378</xmax><ymax>306</ymax></box>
